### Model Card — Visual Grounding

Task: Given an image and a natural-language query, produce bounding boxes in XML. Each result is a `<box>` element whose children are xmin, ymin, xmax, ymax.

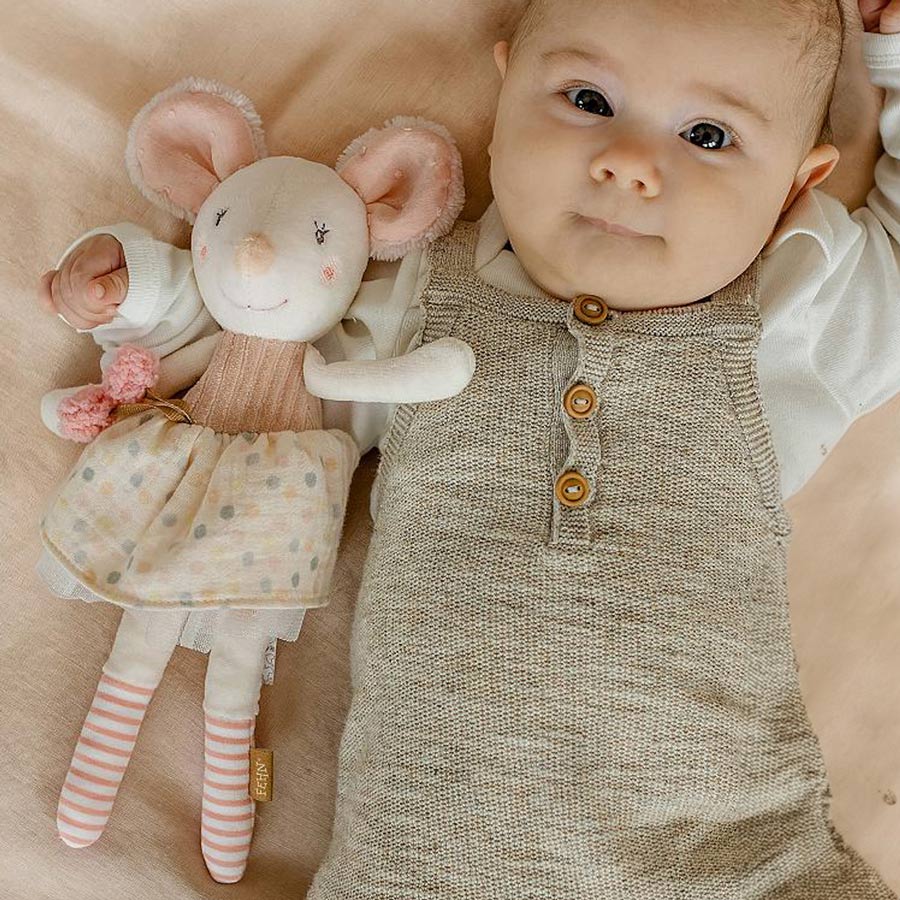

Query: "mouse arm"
<box><xmin>303</xmin><ymin>337</ymin><xmax>475</xmax><ymax>404</ymax></box>
<box><xmin>40</xmin><ymin>332</ymin><xmax>223</xmax><ymax>440</ymax></box>
<box><xmin>153</xmin><ymin>331</ymin><xmax>222</xmax><ymax>397</ymax></box>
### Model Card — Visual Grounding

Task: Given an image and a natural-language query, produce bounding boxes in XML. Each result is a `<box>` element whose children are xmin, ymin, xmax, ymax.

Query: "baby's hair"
<box><xmin>785</xmin><ymin>0</ymin><xmax>845</xmax><ymax>146</ymax></box>
<box><xmin>509</xmin><ymin>0</ymin><xmax>844</xmax><ymax>149</ymax></box>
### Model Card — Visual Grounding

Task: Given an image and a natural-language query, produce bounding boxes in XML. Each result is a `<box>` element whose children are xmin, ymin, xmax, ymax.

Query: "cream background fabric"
<box><xmin>1</xmin><ymin>1</ymin><xmax>898</xmax><ymax>897</ymax></box>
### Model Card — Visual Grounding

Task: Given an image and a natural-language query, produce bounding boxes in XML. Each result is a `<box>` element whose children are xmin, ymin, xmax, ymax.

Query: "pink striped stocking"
<box><xmin>56</xmin><ymin>673</ymin><xmax>153</xmax><ymax>847</ymax></box>
<box><xmin>200</xmin><ymin>714</ymin><xmax>256</xmax><ymax>883</ymax></box>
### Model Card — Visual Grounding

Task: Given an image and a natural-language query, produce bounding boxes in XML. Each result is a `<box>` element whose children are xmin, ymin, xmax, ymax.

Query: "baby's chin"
<box><xmin>531</xmin><ymin>254</ymin><xmax>715</xmax><ymax>311</ymax></box>
<box><xmin>520</xmin><ymin>231</ymin><xmax>669</xmax><ymax>308</ymax></box>
<box><xmin>515</xmin><ymin>219</ymin><xmax>739</xmax><ymax>309</ymax></box>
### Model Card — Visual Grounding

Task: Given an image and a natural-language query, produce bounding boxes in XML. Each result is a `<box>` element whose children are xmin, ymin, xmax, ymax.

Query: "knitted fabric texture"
<box><xmin>307</xmin><ymin>222</ymin><xmax>897</xmax><ymax>899</ymax></box>
<box><xmin>184</xmin><ymin>332</ymin><xmax>322</xmax><ymax>433</ymax></box>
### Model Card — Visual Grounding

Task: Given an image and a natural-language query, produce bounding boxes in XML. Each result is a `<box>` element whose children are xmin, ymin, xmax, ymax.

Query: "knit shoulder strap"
<box><xmin>423</xmin><ymin>219</ymin><xmax>479</xmax><ymax>285</ymax></box>
<box><xmin>413</xmin><ymin>220</ymin><xmax>480</xmax><ymax>346</ymax></box>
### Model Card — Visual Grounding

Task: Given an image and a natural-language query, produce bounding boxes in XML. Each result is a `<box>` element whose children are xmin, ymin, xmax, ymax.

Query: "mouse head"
<box><xmin>125</xmin><ymin>77</ymin><xmax>465</xmax><ymax>342</ymax></box>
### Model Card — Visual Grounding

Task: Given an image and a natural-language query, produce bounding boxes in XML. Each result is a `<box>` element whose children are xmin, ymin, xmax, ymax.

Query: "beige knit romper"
<box><xmin>40</xmin><ymin>332</ymin><xmax>359</xmax><ymax>611</ymax></box>
<box><xmin>307</xmin><ymin>222</ymin><xmax>897</xmax><ymax>899</ymax></box>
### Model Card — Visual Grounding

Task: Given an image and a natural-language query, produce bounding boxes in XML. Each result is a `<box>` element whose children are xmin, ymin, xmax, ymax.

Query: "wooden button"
<box><xmin>564</xmin><ymin>384</ymin><xmax>597</xmax><ymax>419</ymax></box>
<box><xmin>573</xmin><ymin>295</ymin><xmax>609</xmax><ymax>325</ymax></box>
<box><xmin>555</xmin><ymin>471</ymin><xmax>589</xmax><ymax>508</ymax></box>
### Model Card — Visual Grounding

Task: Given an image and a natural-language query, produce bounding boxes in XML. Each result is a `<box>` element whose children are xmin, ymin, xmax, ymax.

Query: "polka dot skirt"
<box><xmin>40</xmin><ymin>412</ymin><xmax>359</xmax><ymax>609</ymax></box>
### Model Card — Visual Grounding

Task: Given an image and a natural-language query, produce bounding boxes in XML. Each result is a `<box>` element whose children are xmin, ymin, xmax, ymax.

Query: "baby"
<box><xmin>39</xmin><ymin>0</ymin><xmax>900</xmax><ymax>896</ymax></box>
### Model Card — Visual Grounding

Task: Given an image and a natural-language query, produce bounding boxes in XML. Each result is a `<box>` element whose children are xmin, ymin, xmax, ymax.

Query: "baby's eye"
<box><xmin>680</xmin><ymin>122</ymin><xmax>734</xmax><ymax>151</ymax></box>
<box><xmin>564</xmin><ymin>87</ymin><xmax>613</xmax><ymax>117</ymax></box>
<box><xmin>314</xmin><ymin>220</ymin><xmax>330</xmax><ymax>245</ymax></box>
<box><xmin>214</xmin><ymin>208</ymin><xmax>229</xmax><ymax>227</ymax></box>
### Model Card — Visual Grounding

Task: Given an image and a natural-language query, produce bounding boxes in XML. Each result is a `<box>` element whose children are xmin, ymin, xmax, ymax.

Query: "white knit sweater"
<box><xmin>56</xmin><ymin>30</ymin><xmax>900</xmax><ymax>505</ymax></box>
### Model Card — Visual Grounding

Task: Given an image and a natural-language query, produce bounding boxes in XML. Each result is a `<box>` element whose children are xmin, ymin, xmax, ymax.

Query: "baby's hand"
<box><xmin>859</xmin><ymin>0</ymin><xmax>900</xmax><ymax>33</ymax></box>
<box><xmin>38</xmin><ymin>234</ymin><xmax>128</xmax><ymax>330</ymax></box>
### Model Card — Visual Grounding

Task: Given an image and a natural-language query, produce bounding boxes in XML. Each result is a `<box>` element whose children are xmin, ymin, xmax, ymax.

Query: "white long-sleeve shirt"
<box><xmin>57</xmin><ymin>30</ymin><xmax>900</xmax><ymax>504</ymax></box>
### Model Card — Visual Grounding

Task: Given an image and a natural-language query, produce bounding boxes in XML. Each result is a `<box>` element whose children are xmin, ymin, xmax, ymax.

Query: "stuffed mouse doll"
<box><xmin>38</xmin><ymin>77</ymin><xmax>473</xmax><ymax>884</ymax></box>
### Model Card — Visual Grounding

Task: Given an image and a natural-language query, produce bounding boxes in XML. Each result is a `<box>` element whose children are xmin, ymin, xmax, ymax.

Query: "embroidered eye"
<box><xmin>314</xmin><ymin>220</ymin><xmax>330</xmax><ymax>245</ymax></box>
<box><xmin>214</xmin><ymin>208</ymin><xmax>229</xmax><ymax>227</ymax></box>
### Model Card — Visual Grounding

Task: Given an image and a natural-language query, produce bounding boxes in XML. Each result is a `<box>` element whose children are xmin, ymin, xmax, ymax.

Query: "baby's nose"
<box><xmin>589</xmin><ymin>152</ymin><xmax>661</xmax><ymax>198</ymax></box>
<box><xmin>234</xmin><ymin>233</ymin><xmax>275</xmax><ymax>275</ymax></box>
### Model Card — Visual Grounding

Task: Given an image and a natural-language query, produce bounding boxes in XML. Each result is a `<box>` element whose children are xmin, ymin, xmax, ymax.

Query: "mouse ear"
<box><xmin>125</xmin><ymin>77</ymin><xmax>267</xmax><ymax>223</ymax></box>
<box><xmin>336</xmin><ymin>116</ymin><xmax>465</xmax><ymax>261</ymax></box>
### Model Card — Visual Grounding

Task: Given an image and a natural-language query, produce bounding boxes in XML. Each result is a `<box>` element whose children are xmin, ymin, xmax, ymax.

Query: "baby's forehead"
<box><xmin>514</xmin><ymin>0</ymin><xmax>838</xmax><ymax>134</ymax></box>
<box><xmin>515</xmin><ymin>0</ymin><xmax>837</xmax><ymax>62</ymax></box>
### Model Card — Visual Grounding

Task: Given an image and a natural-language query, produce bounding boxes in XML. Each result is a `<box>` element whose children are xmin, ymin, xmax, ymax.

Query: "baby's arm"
<box><xmin>762</xmin><ymin>16</ymin><xmax>900</xmax><ymax>500</ymax></box>
<box><xmin>39</xmin><ymin>223</ymin><xmax>217</xmax><ymax>367</ymax></box>
<box><xmin>807</xmin><ymin>24</ymin><xmax>900</xmax><ymax>418</ymax></box>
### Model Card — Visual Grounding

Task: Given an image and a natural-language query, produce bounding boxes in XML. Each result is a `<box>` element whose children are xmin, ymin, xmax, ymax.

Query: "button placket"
<box><xmin>549</xmin><ymin>298</ymin><xmax>611</xmax><ymax>547</ymax></box>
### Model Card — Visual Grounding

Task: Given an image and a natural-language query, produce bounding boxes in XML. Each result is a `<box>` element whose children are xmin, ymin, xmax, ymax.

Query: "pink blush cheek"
<box><xmin>199</xmin><ymin>244</ymin><xmax>209</xmax><ymax>261</ymax></box>
<box><xmin>320</xmin><ymin>261</ymin><xmax>340</xmax><ymax>285</ymax></box>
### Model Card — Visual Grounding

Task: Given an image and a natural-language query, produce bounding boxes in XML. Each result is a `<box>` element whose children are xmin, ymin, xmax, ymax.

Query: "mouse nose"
<box><xmin>234</xmin><ymin>233</ymin><xmax>275</xmax><ymax>275</ymax></box>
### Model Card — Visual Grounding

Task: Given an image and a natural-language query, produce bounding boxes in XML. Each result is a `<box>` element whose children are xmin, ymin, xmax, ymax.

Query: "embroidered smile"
<box><xmin>222</xmin><ymin>289</ymin><xmax>288</xmax><ymax>312</ymax></box>
<box><xmin>242</xmin><ymin>299</ymin><xmax>289</xmax><ymax>311</ymax></box>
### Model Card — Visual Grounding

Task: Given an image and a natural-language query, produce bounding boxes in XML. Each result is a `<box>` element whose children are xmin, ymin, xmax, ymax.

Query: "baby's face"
<box><xmin>489</xmin><ymin>0</ymin><xmax>838</xmax><ymax>308</ymax></box>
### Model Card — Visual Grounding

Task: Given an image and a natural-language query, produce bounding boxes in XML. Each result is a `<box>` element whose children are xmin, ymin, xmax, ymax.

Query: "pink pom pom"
<box><xmin>58</xmin><ymin>385</ymin><xmax>117</xmax><ymax>443</ymax></box>
<box><xmin>103</xmin><ymin>344</ymin><xmax>160</xmax><ymax>403</ymax></box>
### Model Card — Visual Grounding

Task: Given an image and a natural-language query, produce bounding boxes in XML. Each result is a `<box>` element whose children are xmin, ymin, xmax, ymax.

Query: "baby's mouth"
<box><xmin>577</xmin><ymin>214</ymin><xmax>650</xmax><ymax>238</ymax></box>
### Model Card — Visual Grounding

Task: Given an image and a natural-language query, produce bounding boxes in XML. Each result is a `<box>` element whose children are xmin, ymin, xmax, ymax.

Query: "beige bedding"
<box><xmin>1</xmin><ymin>2</ymin><xmax>898</xmax><ymax>897</ymax></box>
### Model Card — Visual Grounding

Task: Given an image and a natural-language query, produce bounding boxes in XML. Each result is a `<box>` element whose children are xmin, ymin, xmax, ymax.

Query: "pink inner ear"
<box><xmin>338</xmin><ymin>127</ymin><xmax>460</xmax><ymax>260</ymax></box>
<box><xmin>133</xmin><ymin>92</ymin><xmax>260</xmax><ymax>215</ymax></box>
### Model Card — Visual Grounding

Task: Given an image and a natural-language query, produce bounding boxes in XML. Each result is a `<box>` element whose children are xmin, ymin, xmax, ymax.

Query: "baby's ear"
<box><xmin>336</xmin><ymin>117</ymin><xmax>465</xmax><ymax>261</ymax></box>
<box><xmin>126</xmin><ymin>77</ymin><xmax>267</xmax><ymax>223</ymax></box>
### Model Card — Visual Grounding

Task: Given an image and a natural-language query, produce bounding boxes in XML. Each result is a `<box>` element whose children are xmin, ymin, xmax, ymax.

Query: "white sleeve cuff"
<box><xmin>863</xmin><ymin>29</ymin><xmax>900</xmax><ymax>68</ymax></box>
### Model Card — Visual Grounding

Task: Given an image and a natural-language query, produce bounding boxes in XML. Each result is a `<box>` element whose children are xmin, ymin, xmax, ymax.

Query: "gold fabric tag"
<box><xmin>250</xmin><ymin>749</ymin><xmax>274</xmax><ymax>802</ymax></box>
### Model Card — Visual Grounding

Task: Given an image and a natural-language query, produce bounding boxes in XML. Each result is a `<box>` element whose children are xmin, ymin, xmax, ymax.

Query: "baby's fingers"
<box><xmin>859</xmin><ymin>0</ymin><xmax>889</xmax><ymax>31</ymax></box>
<box><xmin>55</xmin><ymin>267</ymin><xmax>126</xmax><ymax>331</ymax></box>
<box><xmin>858</xmin><ymin>0</ymin><xmax>900</xmax><ymax>30</ymax></box>
<box><xmin>87</xmin><ymin>267</ymin><xmax>129</xmax><ymax>308</ymax></box>
<box><xmin>51</xmin><ymin>274</ymin><xmax>113</xmax><ymax>330</ymax></box>
<box><xmin>881</xmin><ymin>0</ymin><xmax>900</xmax><ymax>31</ymax></box>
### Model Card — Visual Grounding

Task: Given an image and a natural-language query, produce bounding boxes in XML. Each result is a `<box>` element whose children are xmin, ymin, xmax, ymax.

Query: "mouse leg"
<box><xmin>57</xmin><ymin>607</ymin><xmax>188</xmax><ymax>847</ymax></box>
<box><xmin>199</xmin><ymin>609</ymin><xmax>272</xmax><ymax>884</ymax></box>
